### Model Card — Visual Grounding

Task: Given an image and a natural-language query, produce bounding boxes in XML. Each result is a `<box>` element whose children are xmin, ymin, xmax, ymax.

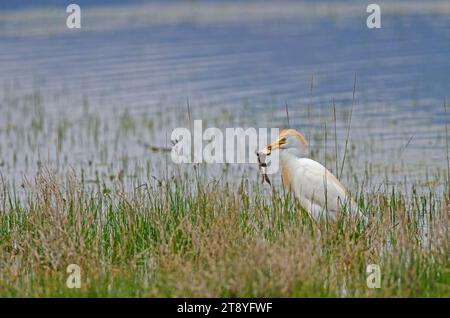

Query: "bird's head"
<box><xmin>259</xmin><ymin>128</ymin><xmax>308</xmax><ymax>157</ymax></box>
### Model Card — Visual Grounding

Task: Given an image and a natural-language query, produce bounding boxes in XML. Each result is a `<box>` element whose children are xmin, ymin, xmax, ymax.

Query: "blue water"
<box><xmin>0</xmin><ymin>1</ymin><xmax>449</xmax><ymax>188</ymax></box>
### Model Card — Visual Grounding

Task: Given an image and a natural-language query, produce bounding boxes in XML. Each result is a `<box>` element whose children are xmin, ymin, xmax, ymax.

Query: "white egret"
<box><xmin>259</xmin><ymin>129</ymin><xmax>364</xmax><ymax>220</ymax></box>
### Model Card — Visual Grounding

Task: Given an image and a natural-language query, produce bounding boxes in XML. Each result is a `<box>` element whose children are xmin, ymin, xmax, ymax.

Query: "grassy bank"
<box><xmin>0</xmin><ymin>170</ymin><xmax>448</xmax><ymax>297</ymax></box>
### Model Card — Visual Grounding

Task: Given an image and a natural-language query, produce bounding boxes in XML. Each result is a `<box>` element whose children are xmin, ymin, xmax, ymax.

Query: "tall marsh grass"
<box><xmin>0</xmin><ymin>169</ymin><xmax>448</xmax><ymax>297</ymax></box>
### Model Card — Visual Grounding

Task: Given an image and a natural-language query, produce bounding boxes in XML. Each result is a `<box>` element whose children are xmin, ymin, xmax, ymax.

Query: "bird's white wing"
<box><xmin>290</xmin><ymin>158</ymin><xmax>352</xmax><ymax>217</ymax></box>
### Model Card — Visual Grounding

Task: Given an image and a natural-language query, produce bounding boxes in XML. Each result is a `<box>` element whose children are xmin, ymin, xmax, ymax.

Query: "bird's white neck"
<box><xmin>280</xmin><ymin>149</ymin><xmax>305</xmax><ymax>176</ymax></box>
<box><xmin>279</xmin><ymin>149</ymin><xmax>304</xmax><ymax>190</ymax></box>
<box><xmin>280</xmin><ymin>148</ymin><xmax>304</xmax><ymax>162</ymax></box>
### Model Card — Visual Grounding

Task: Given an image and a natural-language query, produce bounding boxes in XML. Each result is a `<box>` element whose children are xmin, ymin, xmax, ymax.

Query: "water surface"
<box><xmin>0</xmin><ymin>1</ymin><xmax>449</xmax><ymax>192</ymax></box>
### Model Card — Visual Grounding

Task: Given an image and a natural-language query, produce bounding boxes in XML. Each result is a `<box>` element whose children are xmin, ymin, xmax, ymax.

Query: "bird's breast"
<box><xmin>281</xmin><ymin>161</ymin><xmax>292</xmax><ymax>190</ymax></box>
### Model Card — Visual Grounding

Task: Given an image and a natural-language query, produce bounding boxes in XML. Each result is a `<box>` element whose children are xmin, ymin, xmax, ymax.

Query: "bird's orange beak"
<box><xmin>259</xmin><ymin>138</ymin><xmax>285</xmax><ymax>156</ymax></box>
